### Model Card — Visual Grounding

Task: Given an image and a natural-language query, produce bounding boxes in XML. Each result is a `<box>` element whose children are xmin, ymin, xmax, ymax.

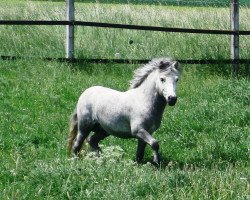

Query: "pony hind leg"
<box><xmin>88</xmin><ymin>124</ymin><xmax>109</xmax><ymax>152</ymax></box>
<box><xmin>72</xmin><ymin>122</ymin><xmax>92</xmax><ymax>156</ymax></box>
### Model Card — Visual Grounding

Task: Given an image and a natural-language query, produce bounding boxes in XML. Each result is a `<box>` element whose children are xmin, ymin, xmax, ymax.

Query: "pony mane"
<box><xmin>129</xmin><ymin>58</ymin><xmax>174</xmax><ymax>89</ymax></box>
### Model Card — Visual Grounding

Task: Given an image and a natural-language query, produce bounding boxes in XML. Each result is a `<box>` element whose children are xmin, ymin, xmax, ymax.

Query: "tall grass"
<box><xmin>0</xmin><ymin>59</ymin><xmax>249</xmax><ymax>199</ymax></box>
<box><xmin>0</xmin><ymin>1</ymin><xmax>249</xmax><ymax>199</ymax></box>
<box><xmin>23</xmin><ymin>0</ymin><xmax>250</xmax><ymax>7</ymax></box>
<box><xmin>0</xmin><ymin>1</ymin><xmax>249</xmax><ymax>61</ymax></box>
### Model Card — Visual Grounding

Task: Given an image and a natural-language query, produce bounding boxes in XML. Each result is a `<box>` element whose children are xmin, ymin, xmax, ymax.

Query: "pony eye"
<box><xmin>160</xmin><ymin>78</ymin><xmax>165</xmax><ymax>83</ymax></box>
<box><xmin>176</xmin><ymin>78</ymin><xmax>179</xmax><ymax>82</ymax></box>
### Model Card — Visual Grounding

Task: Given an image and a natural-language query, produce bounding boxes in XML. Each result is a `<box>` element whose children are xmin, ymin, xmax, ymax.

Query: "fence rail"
<box><xmin>0</xmin><ymin>0</ymin><xmax>249</xmax><ymax>75</ymax></box>
<box><xmin>1</xmin><ymin>20</ymin><xmax>250</xmax><ymax>35</ymax></box>
<box><xmin>1</xmin><ymin>55</ymin><xmax>250</xmax><ymax>65</ymax></box>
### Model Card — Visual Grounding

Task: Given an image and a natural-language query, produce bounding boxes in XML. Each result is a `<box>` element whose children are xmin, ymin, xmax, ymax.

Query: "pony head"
<box><xmin>156</xmin><ymin>59</ymin><xmax>180</xmax><ymax>106</ymax></box>
<box><xmin>130</xmin><ymin>58</ymin><xmax>180</xmax><ymax>106</ymax></box>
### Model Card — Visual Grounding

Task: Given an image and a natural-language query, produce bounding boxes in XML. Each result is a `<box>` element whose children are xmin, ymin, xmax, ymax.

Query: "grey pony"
<box><xmin>68</xmin><ymin>58</ymin><xmax>180</xmax><ymax>165</ymax></box>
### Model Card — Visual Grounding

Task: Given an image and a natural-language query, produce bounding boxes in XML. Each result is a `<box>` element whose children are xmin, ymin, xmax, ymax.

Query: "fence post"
<box><xmin>230</xmin><ymin>0</ymin><xmax>240</xmax><ymax>76</ymax></box>
<box><xmin>66</xmin><ymin>0</ymin><xmax>74</xmax><ymax>60</ymax></box>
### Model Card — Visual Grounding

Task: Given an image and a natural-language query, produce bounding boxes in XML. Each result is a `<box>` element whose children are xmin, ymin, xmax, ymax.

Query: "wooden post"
<box><xmin>66</xmin><ymin>0</ymin><xmax>74</xmax><ymax>60</ymax></box>
<box><xmin>230</xmin><ymin>0</ymin><xmax>240</xmax><ymax>76</ymax></box>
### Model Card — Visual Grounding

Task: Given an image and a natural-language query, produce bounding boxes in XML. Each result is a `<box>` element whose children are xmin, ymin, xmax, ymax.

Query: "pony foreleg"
<box><xmin>135</xmin><ymin>129</ymin><xmax>160</xmax><ymax>166</ymax></box>
<box><xmin>136</xmin><ymin>140</ymin><xmax>146</xmax><ymax>163</ymax></box>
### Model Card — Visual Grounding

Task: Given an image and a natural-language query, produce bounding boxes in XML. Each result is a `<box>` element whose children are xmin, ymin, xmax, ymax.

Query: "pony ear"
<box><xmin>172</xmin><ymin>61</ymin><xmax>180</xmax><ymax>70</ymax></box>
<box><xmin>159</xmin><ymin>61</ymin><xmax>170</xmax><ymax>70</ymax></box>
<box><xmin>159</xmin><ymin>61</ymin><xmax>165</xmax><ymax>70</ymax></box>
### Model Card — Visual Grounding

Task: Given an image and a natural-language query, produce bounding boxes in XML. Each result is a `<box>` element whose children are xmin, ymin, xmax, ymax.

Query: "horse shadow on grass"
<box><xmin>137</xmin><ymin>156</ymin><xmax>188</xmax><ymax>170</ymax></box>
<box><xmin>138</xmin><ymin>154</ymin><xmax>237</xmax><ymax>171</ymax></box>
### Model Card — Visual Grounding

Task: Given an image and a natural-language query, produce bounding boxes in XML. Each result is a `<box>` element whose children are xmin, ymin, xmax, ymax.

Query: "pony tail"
<box><xmin>67</xmin><ymin>110</ymin><xmax>78</xmax><ymax>156</ymax></box>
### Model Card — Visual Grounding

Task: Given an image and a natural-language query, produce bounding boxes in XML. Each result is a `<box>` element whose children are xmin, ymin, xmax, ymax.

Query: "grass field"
<box><xmin>0</xmin><ymin>1</ymin><xmax>250</xmax><ymax>199</ymax></box>
<box><xmin>1</xmin><ymin>1</ymin><xmax>250</xmax><ymax>62</ymax></box>
<box><xmin>0</xmin><ymin>58</ymin><xmax>249</xmax><ymax>199</ymax></box>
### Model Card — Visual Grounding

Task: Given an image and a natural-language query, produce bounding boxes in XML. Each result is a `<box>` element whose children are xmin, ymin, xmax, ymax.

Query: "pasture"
<box><xmin>0</xmin><ymin>1</ymin><xmax>249</xmax><ymax>199</ymax></box>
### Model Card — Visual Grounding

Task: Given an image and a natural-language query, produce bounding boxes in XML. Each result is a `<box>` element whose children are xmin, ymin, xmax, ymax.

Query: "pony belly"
<box><xmin>106</xmin><ymin>130</ymin><xmax>134</xmax><ymax>139</ymax></box>
<box><xmin>97</xmin><ymin>119</ymin><xmax>133</xmax><ymax>139</ymax></box>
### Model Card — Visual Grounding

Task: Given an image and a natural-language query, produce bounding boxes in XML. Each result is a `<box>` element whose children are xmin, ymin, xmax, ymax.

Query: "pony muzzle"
<box><xmin>167</xmin><ymin>95</ymin><xmax>177</xmax><ymax>106</ymax></box>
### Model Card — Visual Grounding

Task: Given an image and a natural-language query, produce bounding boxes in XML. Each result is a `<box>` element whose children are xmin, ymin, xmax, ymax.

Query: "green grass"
<box><xmin>0</xmin><ymin>59</ymin><xmax>249</xmax><ymax>199</ymax></box>
<box><xmin>0</xmin><ymin>1</ymin><xmax>249</xmax><ymax>61</ymax></box>
<box><xmin>0</xmin><ymin>1</ymin><xmax>250</xmax><ymax>199</ymax></box>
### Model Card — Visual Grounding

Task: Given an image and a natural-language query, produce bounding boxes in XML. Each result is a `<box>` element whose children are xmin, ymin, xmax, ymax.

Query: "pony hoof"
<box><xmin>152</xmin><ymin>158</ymin><xmax>161</xmax><ymax>167</ymax></box>
<box><xmin>152</xmin><ymin>154</ymin><xmax>161</xmax><ymax>167</ymax></box>
<box><xmin>151</xmin><ymin>161</ymin><xmax>160</xmax><ymax>167</ymax></box>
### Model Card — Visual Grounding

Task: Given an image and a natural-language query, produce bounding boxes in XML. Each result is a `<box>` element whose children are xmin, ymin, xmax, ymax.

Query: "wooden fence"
<box><xmin>0</xmin><ymin>0</ymin><xmax>249</xmax><ymax>75</ymax></box>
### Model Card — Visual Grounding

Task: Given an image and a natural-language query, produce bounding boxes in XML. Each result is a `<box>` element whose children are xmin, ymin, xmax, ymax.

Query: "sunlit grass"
<box><xmin>0</xmin><ymin>2</ymin><xmax>249</xmax><ymax>60</ymax></box>
<box><xmin>0</xmin><ymin>59</ymin><xmax>249</xmax><ymax>199</ymax></box>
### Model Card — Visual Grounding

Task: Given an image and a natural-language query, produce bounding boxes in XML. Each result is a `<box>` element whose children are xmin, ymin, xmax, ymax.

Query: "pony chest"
<box><xmin>133</xmin><ymin>108</ymin><xmax>163</xmax><ymax>133</ymax></box>
<box><xmin>145</xmin><ymin>114</ymin><xmax>162</xmax><ymax>132</ymax></box>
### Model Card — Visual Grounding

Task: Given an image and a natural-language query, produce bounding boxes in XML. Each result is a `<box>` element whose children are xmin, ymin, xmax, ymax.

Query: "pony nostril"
<box><xmin>168</xmin><ymin>96</ymin><xmax>177</xmax><ymax>106</ymax></box>
<box><xmin>168</xmin><ymin>96</ymin><xmax>176</xmax><ymax>101</ymax></box>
